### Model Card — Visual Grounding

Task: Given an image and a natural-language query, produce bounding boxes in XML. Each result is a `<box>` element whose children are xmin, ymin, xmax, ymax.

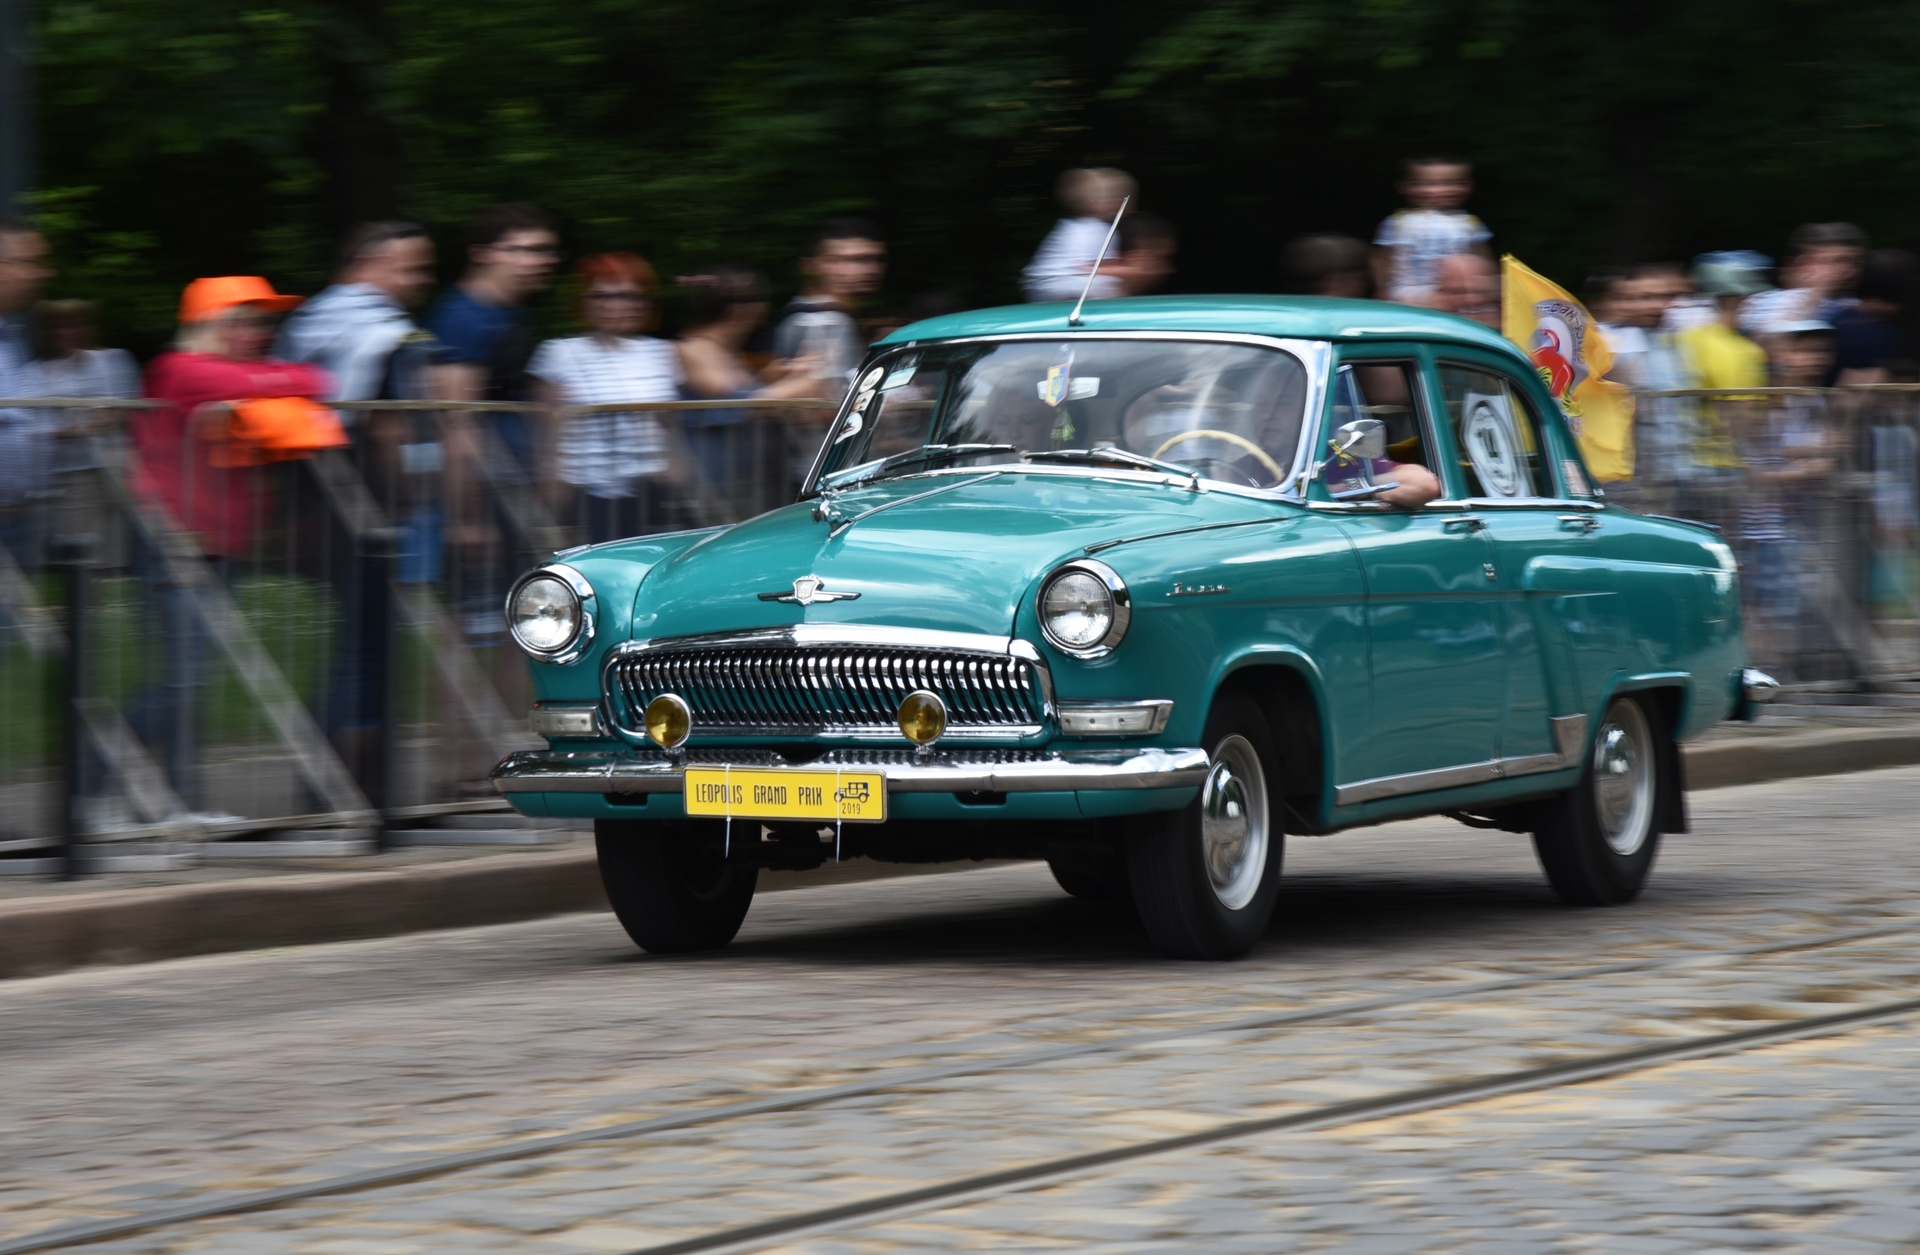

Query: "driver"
<box><xmin>1367</xmin><ymin>462</ymin><xmax>1442</xmax><ymax>508</ymax></box>
<box><xmin>1321</xmin><ymin>440</ymin><xmax>1442</xmax><ymax>507</ymax></box>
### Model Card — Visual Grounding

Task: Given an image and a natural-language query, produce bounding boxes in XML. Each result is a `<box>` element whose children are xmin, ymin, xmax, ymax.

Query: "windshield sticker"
<box><xmin>1040</xmin><ymin>363</ymin><xmax>1071</xmax><ymax>407</ymax></box>
<box><xmin>882</xmin><ymin>360</ymin><xmax>918</xmax><ymax>390</ymax></box>
<box><xmin>833</xmin><ymin>411</ymin><xmax>864</xmax><ymax>443</ymax></box>
<box><xmin>1040</xmin><ymin>349</ymin><xmax>1073</xmax><ymax>408</ymax></box>
<box><xmin>1461</xmin><ymin>392</ymin><xmax>1525</xmax><ymax>497</ymax></box>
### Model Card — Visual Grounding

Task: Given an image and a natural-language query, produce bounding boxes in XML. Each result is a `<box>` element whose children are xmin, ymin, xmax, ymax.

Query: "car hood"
<box><xmin>631</xmin><ymin>470</ymin><xmax>1281</xmax><ymax>640</ymax></box>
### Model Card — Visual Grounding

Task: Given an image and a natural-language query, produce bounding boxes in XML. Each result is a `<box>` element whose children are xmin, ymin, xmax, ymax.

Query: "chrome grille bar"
<box><xmin>606</xmin><ymin>639</ymin><xmax>1049</xmax><ymax>739</ymax></box>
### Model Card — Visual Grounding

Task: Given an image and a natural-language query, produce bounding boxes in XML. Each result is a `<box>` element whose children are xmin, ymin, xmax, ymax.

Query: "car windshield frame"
<box><xmin>803</xmin><ymin>332</ymin><xmax>1332</xmax><ymax>499</ymax></box>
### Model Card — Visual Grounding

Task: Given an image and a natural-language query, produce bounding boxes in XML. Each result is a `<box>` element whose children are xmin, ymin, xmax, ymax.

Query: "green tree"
<box><xmin>34</xmin><ymin>0</ymin><xmax>1920</xmax><ymax>351</ymax></box>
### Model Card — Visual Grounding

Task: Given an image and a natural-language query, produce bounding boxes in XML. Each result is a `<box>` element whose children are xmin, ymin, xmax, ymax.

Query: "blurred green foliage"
<box><xmin>34</xmin><ymin>0</ymin><xmax>1920</xmax><ymax>351</ymax></box>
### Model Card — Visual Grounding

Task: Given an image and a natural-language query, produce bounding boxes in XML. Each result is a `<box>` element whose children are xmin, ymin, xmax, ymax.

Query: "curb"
<box><xmin>1683</xmin><ymin>726</ymin><xmax>1920</xmax><ymax>791</ymax></box>
<box><xmin>4</xmin><ymin>730</ymin><xmax>1918</xmax><ymax>981</ymax></box>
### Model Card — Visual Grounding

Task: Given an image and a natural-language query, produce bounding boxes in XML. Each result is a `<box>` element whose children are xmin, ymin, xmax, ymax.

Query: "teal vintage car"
<box><xmin>492</xmin><ymin>295</ymin><xmax>1774</xmax><ymax>960</ymax></box>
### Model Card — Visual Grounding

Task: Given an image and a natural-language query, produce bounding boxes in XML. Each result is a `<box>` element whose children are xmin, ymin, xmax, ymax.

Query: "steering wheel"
<box><xmin>1152</xmin><ymin>429</ymin><xmax>1289</xmax><ymax>485</ymax></box>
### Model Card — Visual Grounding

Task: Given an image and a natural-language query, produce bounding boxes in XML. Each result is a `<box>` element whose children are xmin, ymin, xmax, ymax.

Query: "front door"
<box><xmin>1431</xmin><ymin>357</ymin><xmax>1604</xmax><ymax>767</ymax></box>
<box><xmin>1315</xmin><ymin>354</ymin><xmax>1507</xmax><ymax>797</ymax></box>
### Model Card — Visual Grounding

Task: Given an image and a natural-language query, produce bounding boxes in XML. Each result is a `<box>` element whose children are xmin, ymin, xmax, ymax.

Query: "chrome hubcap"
<box><xmin>1593</xmin><ymin>699</ymin><xmax>1655</xmax><ymax>857</ymax></box>
<box><xmin>1201</xmin><ymin>734</ymin><xmax>1270</xmax><ymax>910</ymax></box>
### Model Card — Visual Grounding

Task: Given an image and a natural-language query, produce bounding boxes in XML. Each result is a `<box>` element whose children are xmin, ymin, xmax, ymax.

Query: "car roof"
<box><xmin>876</xmin><ymin>294</ymin><xmax>1528</xmax><ymax>363</ymax></box>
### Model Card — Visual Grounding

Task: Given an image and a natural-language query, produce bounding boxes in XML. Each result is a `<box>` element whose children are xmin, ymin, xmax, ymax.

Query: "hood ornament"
<box><xmin>759</xmin><ymin>575</ymin><xmax>860</xmax><ymax>606</ymax></box>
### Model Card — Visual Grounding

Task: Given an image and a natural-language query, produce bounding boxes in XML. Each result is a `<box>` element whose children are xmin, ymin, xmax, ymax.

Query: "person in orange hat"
<box><xmin>133</xmin><ymin>277</ymin><xmax>341</xmax><ymax>557</ymax></box>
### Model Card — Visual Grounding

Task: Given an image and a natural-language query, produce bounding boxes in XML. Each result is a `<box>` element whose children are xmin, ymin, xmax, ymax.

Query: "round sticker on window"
<box><xmin>1462</xmin><ymin>396</ymin><xmax>1524</xmax><ymax>497</ymax></box>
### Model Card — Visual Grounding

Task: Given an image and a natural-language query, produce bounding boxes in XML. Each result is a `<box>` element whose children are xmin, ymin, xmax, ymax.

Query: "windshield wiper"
<box><xmin>1024</xmin><ymin>447</ymin><xmax>1200</xmax><ymax>482</ymax></box>
<box><xmin>823</xmin><ymin>443</ymin><xmax>1016</xmax><ymax>489</ymax></box>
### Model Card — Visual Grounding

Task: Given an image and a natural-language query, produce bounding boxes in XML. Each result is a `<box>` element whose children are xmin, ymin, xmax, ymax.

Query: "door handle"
<box><xmin>1558</xmin><ymin>514</ymin><xmax>1602</xmax><ymax>534</ymax></box>
<box><xmin>1444</xmin><ymin>516</ymin><xmax>1487</xmax><ymax>534</ymax></box>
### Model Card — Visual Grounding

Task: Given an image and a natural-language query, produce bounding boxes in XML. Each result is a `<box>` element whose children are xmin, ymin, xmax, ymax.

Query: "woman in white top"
<box><xmin>528</xmin><ymin>253</ymin><xmax>685</xmax><ymax>544</ymax></box>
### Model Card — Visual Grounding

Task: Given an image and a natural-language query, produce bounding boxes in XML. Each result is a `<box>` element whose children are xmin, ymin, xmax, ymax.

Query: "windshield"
<box><xmin>813</xmin><ymin>339</ymin><xmax>1310</xmax><ymax>492</ymax></box>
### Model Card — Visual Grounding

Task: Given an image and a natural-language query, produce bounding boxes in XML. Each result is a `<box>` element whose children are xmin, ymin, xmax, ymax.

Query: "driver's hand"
<box><xmin>1374</xmin><ymin>464</ymin><xmax>1442</xmax><ymax>509</ymax></box>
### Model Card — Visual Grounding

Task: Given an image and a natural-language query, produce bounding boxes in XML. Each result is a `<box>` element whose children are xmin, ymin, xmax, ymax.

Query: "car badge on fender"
<box><xmin>759</xmin><ymin>575</ymin><xmax>860</xmax><ymax>606</ymax></box>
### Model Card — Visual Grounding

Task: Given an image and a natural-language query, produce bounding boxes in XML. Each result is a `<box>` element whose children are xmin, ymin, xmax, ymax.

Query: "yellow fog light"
<box><xmin>644</xmin><ymin>693</ymin><xmax>692</xmax><ymax>750</ymax></box>
<box><xmin>897</xmin><ymin>690</ymin><xmax>948</xmax><ymax>746</ymax></box>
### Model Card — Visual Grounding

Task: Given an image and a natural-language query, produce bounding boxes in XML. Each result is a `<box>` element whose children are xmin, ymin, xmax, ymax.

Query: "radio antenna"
<box><xmin>1067</xmin><ymin>195</ymin><xmax>1129</xmax><ymax>327</ymax></box>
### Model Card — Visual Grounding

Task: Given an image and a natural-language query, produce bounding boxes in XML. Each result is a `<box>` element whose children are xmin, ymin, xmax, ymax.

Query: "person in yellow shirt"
<box><xmin>1675</xmin><ymin>253</ymin><xmax>1770</xmax><ymax>474</ymax></box>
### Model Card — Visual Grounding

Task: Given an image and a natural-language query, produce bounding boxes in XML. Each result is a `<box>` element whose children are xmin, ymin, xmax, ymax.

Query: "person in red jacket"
<box><xmin>136</xmin><ymin>277</ymin><xmax>339</xmax><ymax>557</ymax></box>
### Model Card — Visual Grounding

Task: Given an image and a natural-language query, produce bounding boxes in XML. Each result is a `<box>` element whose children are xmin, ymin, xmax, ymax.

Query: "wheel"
<box><xmin>1125</xmin><ymin>692</ymin><xmax>1282</xmax><ymax>959</ymax></box>
<box><xmin>595</xmin><ymin>819</ymin><xmax>758</xmax><ymax>953</ymax></box>
<box><xmin>1532</xmin><ymin>696</ymin><xmax>1665</xmax><ymax>905</ymax></box>
<box><xmin>1047</xmin><ymin>844</ymin><xmax>1133</xmax><ymax>902</ymax></box>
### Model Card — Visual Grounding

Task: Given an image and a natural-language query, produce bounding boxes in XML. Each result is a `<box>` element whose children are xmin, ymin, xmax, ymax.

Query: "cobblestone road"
<box><xmin>6</xmin><ymin>767</ymin><xmax>1920</xmax><ymax>1253</ymax></box>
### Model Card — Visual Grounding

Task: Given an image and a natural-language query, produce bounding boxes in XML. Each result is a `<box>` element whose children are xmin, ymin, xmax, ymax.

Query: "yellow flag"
<box><xmin>1500</xmin><ymin>255</ymin><xmax>1635</xmax><ymax>482</ymax></box>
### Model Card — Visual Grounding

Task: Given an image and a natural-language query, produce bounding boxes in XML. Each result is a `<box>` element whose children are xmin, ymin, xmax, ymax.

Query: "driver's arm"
<box><xmin>1373</xmin><ymin>463</ymin><xmax>1441</xmax><ymax>509</ymax></box>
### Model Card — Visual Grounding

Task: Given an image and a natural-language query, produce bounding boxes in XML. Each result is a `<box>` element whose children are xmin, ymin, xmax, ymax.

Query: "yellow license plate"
<box><xmin>683</xmin><ymin>767</ymin><xmax>887</xmax><ymax>823</ymax></box>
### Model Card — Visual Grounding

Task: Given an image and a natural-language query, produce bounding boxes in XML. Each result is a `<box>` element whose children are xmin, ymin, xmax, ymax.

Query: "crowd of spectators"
<box><xmin>0</xmin><ymin>164</ymin><xmax>1914</xmax><ymax>634</ymax></box>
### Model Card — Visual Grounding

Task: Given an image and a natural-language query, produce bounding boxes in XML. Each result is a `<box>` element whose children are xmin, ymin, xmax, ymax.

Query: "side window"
<box><xmin>1437</xmin><ymin>364</ymin><xmax>1551</xmax><ymax>500</ymax></box>
<box><xmin>1318</xmin><ymin>360</ymin><xmax>1431</xmax><ymax>497</ymax></box>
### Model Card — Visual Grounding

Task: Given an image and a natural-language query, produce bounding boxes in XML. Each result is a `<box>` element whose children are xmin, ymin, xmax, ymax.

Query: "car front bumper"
<box><xmin>490</xmin><ymin>746</ymin><xmax>1211</xmax><ymax>796</ymax></box>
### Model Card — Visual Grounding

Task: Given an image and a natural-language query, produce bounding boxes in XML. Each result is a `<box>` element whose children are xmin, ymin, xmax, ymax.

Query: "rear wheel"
<box><xmin>595</xmin><ymin>820</ymin><xmax>758</xmax><ymax>953</ymax></box>
<box><xmin>1532</xmin><ymin>696</ymin><xmax>1665</xmax><ymax>905</ymax></box>
<box><xmin>1126</xmin><ymin>693</ymin><xmax>1282</xmax><ymax>959</ymax></box>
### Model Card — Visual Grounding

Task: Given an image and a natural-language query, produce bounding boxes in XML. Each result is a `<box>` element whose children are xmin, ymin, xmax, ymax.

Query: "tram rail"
<box><xmin>6</xmin><ymin>914</ymin><xmax>1918</xmax><ymax>1255</ymax></box>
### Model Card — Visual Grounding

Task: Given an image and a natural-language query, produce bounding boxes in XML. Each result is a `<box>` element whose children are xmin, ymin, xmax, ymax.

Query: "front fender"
<box><xmin>523</xmin><ymin>527</ymin><xmax>730</xmax><ymax>703</ymax></box>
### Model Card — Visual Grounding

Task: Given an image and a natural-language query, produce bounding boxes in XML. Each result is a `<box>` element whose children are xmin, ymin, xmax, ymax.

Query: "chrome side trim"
<box><xmin>1333</xmin><ymin>745</ymin><xmax>1583</xmax><ymax>806</ymax></box>
<box><xmin>1550</xmin><ymin>714</ymin><xmax>1589</xmax><ymax>762</ymax></box>
<box><xmin>1499</xmin><ymin>752</ymin><xmax>1567</xmax><ymax>777</ymax></box>
<box><xmin>616</xmin><ymin>624</ymin><xmax>1019</xmax><ymax>656</ymax></box>
<box><xmin>1336</xmin><ymin>760</ymin><xmax>1500</xmax><ymax>805</ymax></box>
<box><xmin>491</xmin><ymin>747</ymin><xmax>1209</xmax><ymax>795</ymax></box>
<box><xmin>1056</xmin><ymin>699</ymin><xmax>1173</xmax><ymax>736</ymax></box>
<box><xmin>1461</xmin><ymin>498</ymin><xmax>1605</xmax><ymax>512</ymax></box>
<box><xmin>1741</xmin><ymin>668</ymin><xmax>1780</xmax><ymax>704</ymax></box>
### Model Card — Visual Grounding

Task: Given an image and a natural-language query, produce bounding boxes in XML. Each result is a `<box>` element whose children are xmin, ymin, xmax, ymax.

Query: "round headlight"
<box><xmin>1038</xmin><ymin>560</ymin><xmax>1130</xmax><ymax>658</ymax></box>
<box><xmin>508</xmin><ymin>572</ymin><xmax>583</xmax><ymax>656</ymax></box>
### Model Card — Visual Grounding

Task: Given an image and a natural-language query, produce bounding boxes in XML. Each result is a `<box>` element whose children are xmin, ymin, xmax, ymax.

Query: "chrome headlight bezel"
<box><xmin>505</xmin><ymin>563</ymin><xmax>597</xmax><ymax>664</ymax></box>
<box><xmin>1037</xmin><ymin>558</ymin><xmax>1131</xmax><ymax>660</ymax></box>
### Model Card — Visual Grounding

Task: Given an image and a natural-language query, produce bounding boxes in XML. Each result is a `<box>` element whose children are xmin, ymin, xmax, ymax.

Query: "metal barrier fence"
<box><xmin>0</xmin><ymin>384</ymin><xmax>1915</xmax><ymax>873</ymax></box>
<box><xmin>1619</xmin><ymin>387</ymin><xmax>1920</xmax><ymax>686</ymax></box>
<box><xmin>0</xmin><ymin>395</ymin><xmax>835</xmax><ymax>871</ymax></box>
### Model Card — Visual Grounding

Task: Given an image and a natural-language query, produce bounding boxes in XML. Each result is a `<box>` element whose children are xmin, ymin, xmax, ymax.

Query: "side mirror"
<box><xmin>1330</xmin><ymin>418</ymin><xmax>1386</xmax><ymax>462</ymax></box>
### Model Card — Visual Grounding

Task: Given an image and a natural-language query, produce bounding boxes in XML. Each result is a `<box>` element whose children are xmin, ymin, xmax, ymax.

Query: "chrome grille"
<box><xmin>608</xmin><ymin>643</ymin><xmax>1048</xmax><ymax>738</ymax></box>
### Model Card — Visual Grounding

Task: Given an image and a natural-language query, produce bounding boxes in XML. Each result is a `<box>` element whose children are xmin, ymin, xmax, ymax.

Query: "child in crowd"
<box><xmin>1371</xmin><ymin>157</ymin><xmax>1492</xmax><ymax>307</ymax></box>
<box><xmin>1021</xmin><ymin>168</ymin><xmax>1137</xmax><ymax>303</ymax></box>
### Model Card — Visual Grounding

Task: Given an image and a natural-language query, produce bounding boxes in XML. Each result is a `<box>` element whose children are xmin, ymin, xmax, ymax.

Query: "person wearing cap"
<box><xmin>1670</xmin><ymin>253</ymin><xmax>1772</xmax><ymax>527</ymax></box>
<box><xmin>136</xmin><ymin>276</ymin><xmax>340</xmax><ymax>558</ymax></box>
<box><xmin>1676</xmin><ymin>254</ymin><xmax>1770</xmax><ymax>393</ymax></box>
